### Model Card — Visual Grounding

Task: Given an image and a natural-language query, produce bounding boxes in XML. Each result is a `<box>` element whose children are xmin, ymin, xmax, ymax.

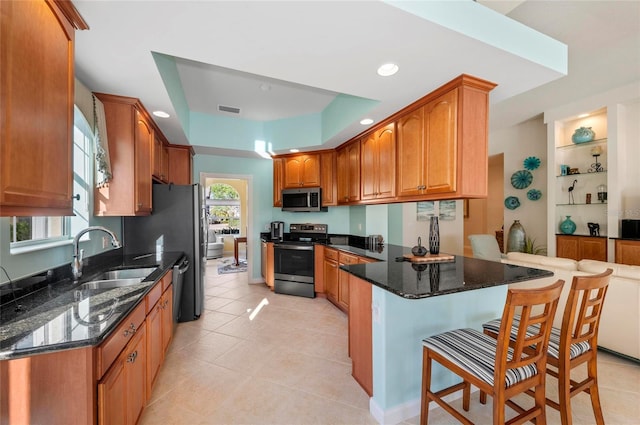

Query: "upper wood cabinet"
<box><xmin>320</xmin><ymin>151</ymin><xmax>337</xmax><ymax>206</ymax></box>
<box><xmin>337</xmin><ymin>140</ymin><xmax>361</xmax><ymax>204</ymax></box>
<box><xmin>273</xmin><ymin>157</ymin><xmax>284</xmax><ymax>207</ymax></box>
<box><xmin>152</xmin><ymin>134</ymin><xmax>169</xmax><ymax>183</ymax></box>
<box><xmin>0</xmin><ymin>0</ymin><xmax>87</xmax><ymax>217</ymax></box>
<box><xmin>167</xmin><ymin>145</ymin><xmax>193</xmax><ymax>185</ymax></box>
<box><xmin>361</xmin><ymin>123</ymin><xmax>396</xmax><ymax>201</ymax></box>
<box><xmin>396</xmin><ymin>75</ymin><xmax>495</xmax><ymax>201</ymax></box>
<box><xmin>94</xmin><ymin>94</ymin><xmax>153</xmax><ymax>216</ymax></box>
<box><xmin>284</xmin><ymin>154</ymin><xmax>321</xmax><ymax>187</ymax></box>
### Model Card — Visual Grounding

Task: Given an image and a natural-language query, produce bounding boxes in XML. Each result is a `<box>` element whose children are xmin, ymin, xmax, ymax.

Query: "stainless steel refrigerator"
<box><xmin>123</xmin><ymin>184</ymin><xmax>206</xmax><ymax>322</ymax></box>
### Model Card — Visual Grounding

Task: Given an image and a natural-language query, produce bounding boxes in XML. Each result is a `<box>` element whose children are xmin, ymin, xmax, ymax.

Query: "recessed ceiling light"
<box><xmin>152</xmin><ymin>110</ymin><xmax>170</xmax><ymax>118</ymax></box>
<box><xmin>290</xmin><ymin>149</ymin><xmax>300</xmax><ymax>153</ymax></box>
<box><xmin>377</xmin><ymin>63</ymin><xmax>399</xmax><ymax>77</ymax></box>
<box><xmin>360</xmin><ymin>118</ymin><xmax>374</xmax><ymax>125</ymax></box>
<box><xmin>578</xmin><ymin>113</ymin><xmax>589</xmax><ymax>118</ymax></box>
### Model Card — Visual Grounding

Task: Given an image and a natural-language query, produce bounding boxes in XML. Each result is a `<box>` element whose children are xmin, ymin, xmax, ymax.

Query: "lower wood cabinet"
<box><xmin>261</xmin><ymin>241</ymin><xmax>275</xmax><ymax>289</ymax></box>
<box><xmin>556</xmin><ymin>234</ymin><xmax>607</xmax><ymax>261</ymax></box>
<box><xmin>615</xmin><ymin>239</ymin><xmax>640</xmax><ymax>265</ymax></box>
<box><xmin>324</xmin><ymin>248</ymin><xmax>339</xmax><ymax>305</ymax></box>
<box><xmin>98</xmin><ymin>323</ymin><xmax>147</xmax><ymax>425</ymax></box>
<box><xmin>348</xmin><ymin>274</ymin><xmax>373</xmax><ymax>396</ymax></box>
<box><xmin>146</xmin><ymin>272</ymin><xmax>174</xmax><ymax>398</ymax></box>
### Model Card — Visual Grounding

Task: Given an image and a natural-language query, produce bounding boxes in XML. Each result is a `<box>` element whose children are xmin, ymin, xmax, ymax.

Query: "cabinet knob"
<box><xmin>127</xmin><ymin>350</ymin><xmax>138</xmax><ymax>363</ymax></box>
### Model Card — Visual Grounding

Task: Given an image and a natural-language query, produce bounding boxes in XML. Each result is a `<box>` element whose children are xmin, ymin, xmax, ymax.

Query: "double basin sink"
<box><xmin>77</xmin><ymin>267</ymin><xmax>158</xmax><ymax>290</ymax></box>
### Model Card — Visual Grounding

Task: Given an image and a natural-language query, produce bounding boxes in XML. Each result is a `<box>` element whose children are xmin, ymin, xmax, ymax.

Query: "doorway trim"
<box><xmin>200</xmin><ymin>172</ymin><xmax>256</xmax><ymax>282</ymax></box>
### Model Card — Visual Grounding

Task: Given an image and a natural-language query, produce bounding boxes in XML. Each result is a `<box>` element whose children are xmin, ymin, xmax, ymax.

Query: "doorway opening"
<box><xmin>200</xmin><ymin>173</ymin><xmax>253</xmax><ymax>279</ymax></box>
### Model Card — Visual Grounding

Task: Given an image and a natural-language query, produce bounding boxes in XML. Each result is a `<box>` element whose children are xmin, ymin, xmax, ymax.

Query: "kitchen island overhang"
<box><xmin>338</xmin><ymin>244</ymin><xmax>554</xmax><ymax>425</ymax></box>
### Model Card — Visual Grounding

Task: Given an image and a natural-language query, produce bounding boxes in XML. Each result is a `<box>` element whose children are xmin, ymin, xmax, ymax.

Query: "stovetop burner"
<box><xmin>285</xmin><ymin>223</ymin><xmax>328</xmax><ymax>244</ymax></box>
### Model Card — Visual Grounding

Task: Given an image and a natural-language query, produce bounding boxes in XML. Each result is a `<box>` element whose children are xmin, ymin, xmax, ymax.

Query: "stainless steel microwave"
<box><xmin>281</xmin><ymin>187</ymin><xmax>327</xmax><ymax>212</ymax></box>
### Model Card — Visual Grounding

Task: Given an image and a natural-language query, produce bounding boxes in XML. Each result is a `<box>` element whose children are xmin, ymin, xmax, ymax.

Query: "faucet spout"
<box><xmin>72</xmin><ymin>226</ymin><xmax>122</xmax><ymax>281</ymax></box>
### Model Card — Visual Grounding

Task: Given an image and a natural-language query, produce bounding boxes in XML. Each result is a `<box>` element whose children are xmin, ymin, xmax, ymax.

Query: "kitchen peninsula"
<box><xmin>334</xmin><ymin>243</ymin><xmax>553</xmax><ymax>424</ymax></box>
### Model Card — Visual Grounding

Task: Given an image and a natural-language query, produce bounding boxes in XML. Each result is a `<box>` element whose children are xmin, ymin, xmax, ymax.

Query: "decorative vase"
<box><xmin>571</xmin><ymin>127</ymin><xmax>595</xmax><ymax>144</ymax></box>
<box><xmin>560</xmin><ymin>216</ymin><xmax>577</xmax><ymax>235</ymax></box>
<box><xmin>507</xmin><ymin>220</ymin><xmax>526</xmax><ymax>253</ymax></box>
<box><xmin>429</xmin><ymin>216</ymin><xmax>440</xmax><ymax>255</ymax></box>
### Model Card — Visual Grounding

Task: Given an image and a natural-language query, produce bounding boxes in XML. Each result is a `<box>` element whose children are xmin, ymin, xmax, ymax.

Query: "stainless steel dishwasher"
<box><xmin>172</xmin><ymin>256</ymin><xmax>189</xmax><ymax>322</ymax></box>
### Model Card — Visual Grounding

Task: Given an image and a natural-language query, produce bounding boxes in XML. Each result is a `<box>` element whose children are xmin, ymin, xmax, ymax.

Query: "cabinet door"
<box><xmin>98</xmin><ymin>360</ymin><xmax>127</xmax><ymax>425</ymax></box>
<box><xmin>167</xmin><ymin>146</ymin><xmax>192</xmax><ymax>184</ymax></box>
<box><xmin>376</xmin><ymin>124</ymin><xmax>396</xmax><ymax>199</ymax></box>
<box><xmin>134</xmin><ymin>111</ymin><xmax>153</xmax><ymax>214</ymax></box>
<box><xmin>396</xmin><ymin>108</ymin><xmax>425</xmax><ymax>198</ymax></box>
<box><xmin>557</xmin><ymin>235</ymin><xmax>579</xmax><ymax>261</ymax></box>
<box><xmin>273</xmin><ymin>158</ymin><xmax>284</xmax><ymax>207</ymax></box>
<box><xmin>616</xmin><ymin>240</ymin><xmax>640</xmax><ymax>265</ymax></box>
<box><xmin>162</xmin><ymin>285</ymin><xmax>174</xmax><ymax>353</ymax></box>
<box><xmin>324</xmin><ymin>258</ymin><xmax>339</xmax><ymax>304</ymax></box>
<box><xmin>146</xmin><ymin>301</ymin><xmax>163</xmax><ymax>397</ymax></box>
<box><xmin>348</xmin><ymin>275</ymin><xmax>373</xmax><ymax>396</ymax></box>
<box><xmin>152</xmin><ymin>135</ymin><xmax>162</xmax><ymax>179</ymax></box>
<box><xmin>424</xmin><ymin>88</ymin><xmax>458</xmax><ymax>194</ymax></box>
<box><xmin>0</xmin><ymin>0</ymin><xmax>74</xmax><ymax>216</ymax></box>
<box><xmin>126</xmin><ymin>325</ymin><xmax>147</xmax><ymax>425</ymax></box>
<box><xmin>580</xmin><ymin>237</ymin><xmax>607</xmax><ymax>261</ymax></box>
<box><xmin>347</xmin><ymin>141</ymin><xmax>361</xmax><ymax>202</ymax></box>
<box><xmin>338</xmin><ymin>269</ymin><xmax>350</xmax><ymax>311</ymax></box>
<box><xmin>360</xmin><ymin>133</ymin><xmax>377</xmax><ymax>200</ymax></box>
<box><xmin>284</xmin><ymin>154</ymin><xmax>320</xmax><ymax>187</ymax></box>
<box><xmin>320</xmin><ymin>151</ymin><xmax>337</xmax><ymax>206</ymax></box>
<box><xmin>336</xmin><ymin>148</ymin><xmax>349</xmax><ymax>204</ymax></box>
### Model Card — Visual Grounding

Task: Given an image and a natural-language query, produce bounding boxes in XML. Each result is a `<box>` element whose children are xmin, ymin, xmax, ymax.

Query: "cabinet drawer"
<box><xmin>96</xmin><ymin>301</ymin><xmax>146</xmax><ymax>379</ymax></box>
<box><xmin>325</xmin><ymin>248</ymin><xmax>339</xmax><ymax>261</ymax></box>
<box><xmin>339</xmin><ymin>252</ymin><xmax>359</xmax><ymax>265</ymax></box>
<box><xmin>161</xmin><ymin>270</ymin><xmax>173</xmax><ymax>292</ymax></box>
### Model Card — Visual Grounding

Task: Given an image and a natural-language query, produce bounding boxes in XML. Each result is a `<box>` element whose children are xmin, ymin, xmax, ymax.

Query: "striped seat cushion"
<box><xmin>482</xmin><ymin>317</ymin><xmax>592</xmax><ymax>360</ymax></box>
<box><xmin>422</xmin><ymin>328</ymin><xmax>538</xmax><ymax>388</ymax></box>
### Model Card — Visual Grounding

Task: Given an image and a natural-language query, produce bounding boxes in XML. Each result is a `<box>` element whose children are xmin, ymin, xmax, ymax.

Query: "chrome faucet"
<box><xmin>72</xmin><ymin>226</ymin><xmax>122</xmax><ymax>281</ymax></box>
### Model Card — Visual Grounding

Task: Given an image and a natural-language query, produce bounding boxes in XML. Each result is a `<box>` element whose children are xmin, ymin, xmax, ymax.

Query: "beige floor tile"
<box><xmin>140</xmin><ymin>258</ymin><xmax>640</xmax><ymax>425</ymax></box>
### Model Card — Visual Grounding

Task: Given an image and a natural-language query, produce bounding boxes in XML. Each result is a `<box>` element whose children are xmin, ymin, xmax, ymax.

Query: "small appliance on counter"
<box><xmin>270</xmin><ymin>221</ymin><xmax>284</xmax><ymax>242</ymax></box>
<box><xmin>621</xmin><ymin>219</ymin><xmax>640</xmax><ymax>239</ymax></box>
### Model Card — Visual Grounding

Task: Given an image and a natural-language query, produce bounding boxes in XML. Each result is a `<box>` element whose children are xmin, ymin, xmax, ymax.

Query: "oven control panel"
<box><xmin>289</xmin><ymin>223</ymin><xmax>327</xmax><ymax>234</ymax></box>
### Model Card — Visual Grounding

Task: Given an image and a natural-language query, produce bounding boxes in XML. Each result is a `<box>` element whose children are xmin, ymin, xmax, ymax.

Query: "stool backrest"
<box><xmin>495</xmin><ymin>280</ymin><xmax>564</xmax><ymax>385</ymax></box>
<box><xmin>561</xmin><ymin>269</ymin><xmax>612</xmax><ymax>353</ymax></box>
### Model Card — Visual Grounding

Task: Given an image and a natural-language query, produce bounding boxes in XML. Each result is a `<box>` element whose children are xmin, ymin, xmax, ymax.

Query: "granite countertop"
<box><xmin>330</xmin><ymin>243</ymin><xmax>554</xmax><ymax>299</ymax></box>
<box><xmin>0</xmin><ymin>250</ymin><xmax>183</xmax><ymax>360</ymax></box>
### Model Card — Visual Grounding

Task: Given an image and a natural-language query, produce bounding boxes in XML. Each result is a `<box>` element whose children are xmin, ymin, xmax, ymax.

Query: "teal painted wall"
<box><xmin>190</xmin><ymin>112</ymin><xmax>263</xmax><ymax>151</ymax></box>
<box><xmin>321</xmin><ymin>94</ymin><xmax>379</xmax><ymax>142</ymax></box>
<box><xmin>387</xmin><ymin>204</ymin><xmax>403</xmax><ymax>245</ymax></box>
<box><xmin>152</xmin><ymin>52</ymin><xmax>191</xmax><ymax>137</ymax></box>
<box><xmin>264</xmin><ymin>113</ymin><xmax>322</xmax><ymax>150</ymax></box>
<box><xmin>349</xmin><ymin>205</ymin><xmax>366</xmax><ymax>236</ymax></box>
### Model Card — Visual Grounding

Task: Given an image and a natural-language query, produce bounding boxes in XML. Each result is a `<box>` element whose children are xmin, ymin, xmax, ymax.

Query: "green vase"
<box><xmin>560</xmin><ymin>216</ymin><xmax>577</xmax><ymax>234</ymax></box>
<box><xmin>507</xmin><ymin>220</ymin><xmax>526</xmax><ymax>253</ymax></box>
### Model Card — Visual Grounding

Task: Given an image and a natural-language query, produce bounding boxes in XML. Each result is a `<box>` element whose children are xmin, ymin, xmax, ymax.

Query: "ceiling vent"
<box><xmin>218</xmin><ymin>105</ymin><xmax>241</xmax><ymax>114</ymax></box>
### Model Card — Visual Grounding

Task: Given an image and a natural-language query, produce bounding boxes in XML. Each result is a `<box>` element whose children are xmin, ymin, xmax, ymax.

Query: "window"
<box><xmin>10</xmin><ymin>106</ymin><xmax>92</xmax><ymax>250</ymax></box>
<box><xmin>207</xmin><ymin>183</ymin><xmax>241</xmax><ymax>233</ymax></box>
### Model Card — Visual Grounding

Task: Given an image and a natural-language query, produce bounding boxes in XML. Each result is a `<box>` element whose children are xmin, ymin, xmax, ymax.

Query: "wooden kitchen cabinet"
<box><xmin>147</xmin><ymin>278</ymin><xmax>173</xmax><ymax>396</ymax></box>
<box><xmin>153</xmin><ymin>134</ymin><xmax>169</xmax><ymax>183</ymax></box>
<box><xmin>273</xmin><ymin>157</ymin><xmax>284</xmax><ymax>207</ymax></box>
<box><xmin>324</xmin><ymin>248</ymin><xmax>340</xmax><ymax>305</ymax></box>
<box><xmin>98</xmin><ymin>323</ymin><xmax>147</xmax><ymax>425</ymax></box>
<box><xmin>93</xmin><ymin>94</ymin><xmax>153</xmax><ymax>216</ymax></box>
<box><xmin>396</xmin><ymin>75</ymin><xmax>496</xmax><ymax>200</ymax></box>
<box><xmin>615</xmin><ymin>239</ymin><xmax>640</xmax><ymax>265</ymax></box>
<box><xmin>556</xmin><ymin>234</ymin><xmax>607</xmax><ymax>261</ymax></box>
<box><xmin>0</xmin><ymin>0</ymin><xmax>87</xmax><ymax>216</ymax></box>
<box><xmin>337</xmin><ymin>252</ymin><xmax>359</xmax><ymax>311</ymax></box>
<box><xmin>284</xmin><ymin>154</ymin><xmax>320</xmax><ymax>187</ymax></box>
<box><xmin>167</xmin><ymin>145</ymin><xmax>193</xmax><ymax>185</ymax></box>
<box><xmin>349</xmin><ymin>274</ymin><xmax>373</xmax><ymax>396</ymax></box>
<box><xmin>261</xmin><ymin>241</ymin><xmax>275</xmax><ymax>289</ymax></box>
<box><xmin>361</xmin><ymin>123</ymin><xmax>396</xmax><ymax>201</ymax></box>
<box><xmin>320</xmin><ymin>151</ymin><xmax>337</xmax><ymax>206</ymax></box>
<box><xmin>337</xmin><ymin>140</ymin><xmax>361</xmax><ymax>204</ymax></box>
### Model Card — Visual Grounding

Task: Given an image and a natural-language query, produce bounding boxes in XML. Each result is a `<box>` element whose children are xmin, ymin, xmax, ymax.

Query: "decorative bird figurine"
<box><xmin>568</xmin><ymin>179</ymin><xmax>578</xmax><ymax>204</ymax></box>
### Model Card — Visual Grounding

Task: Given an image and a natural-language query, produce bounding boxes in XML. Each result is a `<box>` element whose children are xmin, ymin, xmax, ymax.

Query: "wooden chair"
<box><xmin>421</xmin><ymin>280</ymin><xmax>564</xmax><ymax>425</ymax></box>
<box><xmin>481</xmin><ymin>269</ymin><xmax>612</xmax><ymax>425</ymax></box>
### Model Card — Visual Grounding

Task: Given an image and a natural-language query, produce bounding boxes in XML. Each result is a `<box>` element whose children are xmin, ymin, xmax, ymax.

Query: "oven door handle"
<box><xmin>274</xmin><ymin>244</ymin><xmax>314</xmax><ymax>251</ymax></box>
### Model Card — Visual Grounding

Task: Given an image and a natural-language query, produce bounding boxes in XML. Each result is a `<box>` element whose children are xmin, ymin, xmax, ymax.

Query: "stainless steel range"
<box><xmin>273</xmin><ymin>223</ymin><xmax>328</xmax><ymax>298</ymax></box>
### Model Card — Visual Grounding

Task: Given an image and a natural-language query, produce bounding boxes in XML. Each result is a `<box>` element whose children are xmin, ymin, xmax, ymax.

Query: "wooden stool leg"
<box><xmin>463</xmin><ymin>381</ymin><xmax>470</xmax><ymax>411</ymax></box>
<box><xmin>534</xmin><ymin>381</ymin><xmax>547</xmax><ymax>425</ymax></box>
<box><xmin>558</xmin><ymin>361</ymin><xmax>573</xmax><ymax>425</ymax></box>
<box><xmin>479</xmin><ymin>390</ymin><xmax>487</xmax><ymax>405</ymax></box>
<box><xmin>420</xmin><ymin>347</ymin><xmax>432</xmax><ymax>425</ymax></box>
<box><xmin>588</xmin><ymin>356</ymin><xmax>605</xmax><ymax>425</ymax></box>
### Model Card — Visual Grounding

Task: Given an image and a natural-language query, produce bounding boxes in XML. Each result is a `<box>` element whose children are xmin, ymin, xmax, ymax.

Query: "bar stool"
<box><xmin>481</xmin><ymin>269</ymin><xmax>612</xmax><ymax>425</ymax></box>
<box><xmin>420</xmin><ymin>280</ymin><xmax>564</xmax><ymax>425</ymax></box>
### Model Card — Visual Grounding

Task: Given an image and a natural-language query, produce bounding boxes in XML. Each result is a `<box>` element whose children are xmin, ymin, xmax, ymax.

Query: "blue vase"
<box><xmin>560</xmin><ymin>216</ymin><xmax>577</xmax><ymax>234</ymax></box>
<box><xmin>507</xmin><ymin>220</ymin><xmax>526</xmax><ymax>253</ymax></box>
<box><xmin>572</xmin><ymin>127</ymin><xmax>595</xmax><ymax>144</ymax></box>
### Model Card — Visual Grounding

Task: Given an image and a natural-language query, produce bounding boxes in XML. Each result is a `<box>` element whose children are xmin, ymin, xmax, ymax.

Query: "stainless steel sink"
<box><xmin>94</xmin><ymin>267</ymin><xmax>157</xmax><ymax>281</ymax></box>
<box><xmin>77</xmin><ymin>277</ymin><xmax>146</xmax><ymax>291</ymax></box>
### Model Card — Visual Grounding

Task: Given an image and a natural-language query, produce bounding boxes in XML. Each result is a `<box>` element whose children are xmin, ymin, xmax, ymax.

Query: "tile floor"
<box><xmin>141</xmin><ymin>258</ymin><xmax>639</xmax><ymax>424</ymax></box>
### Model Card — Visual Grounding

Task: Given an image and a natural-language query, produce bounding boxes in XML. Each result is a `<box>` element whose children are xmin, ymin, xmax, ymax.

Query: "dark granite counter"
<box><xmin>0</xmin><ymin>249</ymin><xmax>183</xmax><ymax>360</ymax></box>
<box><xmin>331</xmin><ymin>243</ymin><xmax>554</xmax><ymax>299</ymax></box>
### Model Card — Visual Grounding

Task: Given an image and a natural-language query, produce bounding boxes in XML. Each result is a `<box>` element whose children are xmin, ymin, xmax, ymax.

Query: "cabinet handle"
<box><xmin>127</xmin><ymin>350</ymin><xmax>138</xmax><ymax>363</ymax></box>
<box><xmin>123</xmin><ymin>322</ymin><xmax>137</xmax><ymax>337</ymax></box>
<box><xmin>72</xmin><ymin>194</ymin><xmax>81</xmax><ymax>201</ymax></box>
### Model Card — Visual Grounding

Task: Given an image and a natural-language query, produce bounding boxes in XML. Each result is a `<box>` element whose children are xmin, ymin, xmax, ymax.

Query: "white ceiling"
<box><xmin>73</xmin><ymin>1</ymin><xmax>639</xmax><ymax>157</ymax></box>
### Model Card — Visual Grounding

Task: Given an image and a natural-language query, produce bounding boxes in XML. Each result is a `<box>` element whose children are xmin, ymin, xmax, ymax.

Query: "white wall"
<box><xmin>619</xmin><ymin>100</ymin><xmax>640</xmax><ymax>221</ymax></box>
<box><xmin>401</xmin><ymin>201</ymin><xmax>464</xmax><ymax>255</ymax></box>
<box><xmin>489</xmin><ymin>116</ymin><xmax>548</xmax><ymax>250</ymax></box>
